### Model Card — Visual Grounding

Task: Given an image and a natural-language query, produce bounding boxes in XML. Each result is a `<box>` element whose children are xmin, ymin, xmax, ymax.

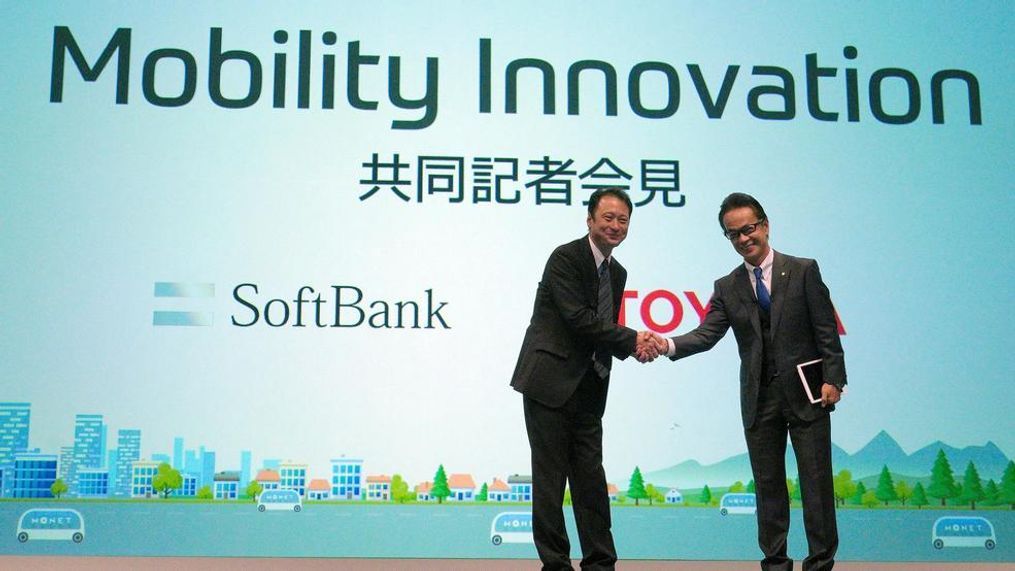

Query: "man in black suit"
<box><xmin>658</xmin><ymin>193</ymin><xmax>846</xmax><ymax>571</ymax></box>
<box><xmin>511</xmin><ymin>188</ymin><xmax>658</xmax><ymax>570</ymax></box>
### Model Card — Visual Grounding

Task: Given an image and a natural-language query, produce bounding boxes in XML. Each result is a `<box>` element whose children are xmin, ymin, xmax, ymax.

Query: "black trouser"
<box><xmin>745</xmin><ymin>379</ymin><xmax>838</xmax><ymax>571</ymax></box>
<box><xmin>523</xmin><ymin>371</ymin><xmax>616</xmax><ymax>570</ymax></box>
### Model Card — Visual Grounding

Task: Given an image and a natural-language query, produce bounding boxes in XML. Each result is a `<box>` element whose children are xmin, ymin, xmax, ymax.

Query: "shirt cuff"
<box><xmin>666</xmin><ymin>338</ymin><xmax>675</xmax><ymax>357</ymax></box>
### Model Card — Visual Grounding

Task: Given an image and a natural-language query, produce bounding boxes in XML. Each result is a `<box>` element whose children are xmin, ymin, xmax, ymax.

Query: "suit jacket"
<box><xmin>511</xmin><ymin>236</ymin><xmax>638</xmax><ymax>409</ymax></box>
<box><xmin>670</xmin><ymin>251</ymin><xmax>846</xmax><ymax>428</ymax></box>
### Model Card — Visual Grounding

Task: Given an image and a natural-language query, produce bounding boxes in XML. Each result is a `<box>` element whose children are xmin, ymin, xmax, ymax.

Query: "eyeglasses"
<box><xmin>723</xmin><ymin>219</ymin><xmax>766</xmax><ymax>241</ymax></box>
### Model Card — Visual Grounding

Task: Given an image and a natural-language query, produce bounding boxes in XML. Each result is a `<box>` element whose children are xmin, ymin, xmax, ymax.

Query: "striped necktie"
<box><xmin>594</xmin><ymin>260</ymin><xmax>613</xmax><ymax>378</ymax></box>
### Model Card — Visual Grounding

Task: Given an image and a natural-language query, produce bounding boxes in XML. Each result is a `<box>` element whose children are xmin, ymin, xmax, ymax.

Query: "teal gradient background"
<box><xmin>1</xmin><ymin>1</ymin><xmax>1012</xmax><ymax>560</ymax></box>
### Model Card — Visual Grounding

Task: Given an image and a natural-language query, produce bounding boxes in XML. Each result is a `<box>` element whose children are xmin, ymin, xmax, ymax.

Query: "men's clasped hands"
<box><xmin>633</xmin><ymin>331</ymin><xmax>668</xmax><ymax>363</ymax></box>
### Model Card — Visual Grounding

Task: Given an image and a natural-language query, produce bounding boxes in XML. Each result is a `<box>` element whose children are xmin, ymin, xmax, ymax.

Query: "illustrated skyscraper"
<box><xmin>0</xmin><ymin>403</ymin><xmax>31</xmax><ymax>496</ymax></box>
<box><xmin>70</xmin><ymin>414</ymin><xmax>104</xmax><ymax>495</ymax></box>
<box><xmin>114</xmin><ymin>429</ymin><xmax>141</xmax><ymax>496</ymax></box>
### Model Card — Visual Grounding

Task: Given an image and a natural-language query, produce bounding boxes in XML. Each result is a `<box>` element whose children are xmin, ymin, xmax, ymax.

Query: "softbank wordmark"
<box><xmin>232</xmin><ymin>284</ymin><xmax>450</xmax><ymax>329</ymax></box>
<box><xmin>50</xmin><ymin>27</ymin><xmax>982</xmax><ymax>129</ymax></box>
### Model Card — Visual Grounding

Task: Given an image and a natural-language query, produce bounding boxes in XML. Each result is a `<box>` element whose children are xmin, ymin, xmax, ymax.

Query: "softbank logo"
<box><xmin>152</xmin><ymin>282</ymin><xmax>215</xmax><ymax>326</ymax></box>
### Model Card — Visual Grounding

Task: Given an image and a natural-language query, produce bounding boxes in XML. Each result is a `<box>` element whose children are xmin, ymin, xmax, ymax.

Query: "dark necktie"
<box><xmin>594</xmin><ymin>260</ymin><xmax>613</xmax><ymax>379</ymax></box>
<box><xmin>754</xmin><ymin>266</ymin><xmax>771</xmax><ymax>312</ymax></box>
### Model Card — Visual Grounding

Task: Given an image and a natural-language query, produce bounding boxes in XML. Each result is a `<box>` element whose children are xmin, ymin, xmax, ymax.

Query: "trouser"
<box><xmin>745</xmin><ymin>379</ymin><xmax>838</xmax><ymax>571</ymax></box>
<box><xmin>523</xmin><ymin>371</ymin><xmax>616</xmax><ymax>570</ymax></box>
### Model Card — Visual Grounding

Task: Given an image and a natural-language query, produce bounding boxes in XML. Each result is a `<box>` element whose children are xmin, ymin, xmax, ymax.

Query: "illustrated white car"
<box><xmin>719</xmin><ymin>493</ymin><xmax>757</xmax><ymax>516</ymax></box>
<box><xmin>932</xmin><ymin>516</ymin><xmax>996</xmax><ymax>550</ymax></box>
<box><xmin>17</xmin><ymin>509</ymin><xmax>85</xmax><ymax>543</ymax></box>
<box><xmin>490</xmin><ymin>512</ymin><xmax>533</xmax><ymax>545</ymax></box>
<box><xmin>257</xmin><ymin>489</ymin><xmax>302</xmax><ymax>512</ymax></box>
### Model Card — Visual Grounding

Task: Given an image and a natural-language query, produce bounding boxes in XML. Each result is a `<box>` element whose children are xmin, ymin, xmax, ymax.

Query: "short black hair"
<box><xmin>587</xmin><ymin>188</ymin><xmax>633</xmax><ymax>217</ymax></box>
<box><xmin>718</xmin><ymin>192</ymin><xmax>767</xmax><ymax>231</ymax></box>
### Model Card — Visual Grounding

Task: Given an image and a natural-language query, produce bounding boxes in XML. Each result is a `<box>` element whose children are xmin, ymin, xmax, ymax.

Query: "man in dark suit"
<box><xmin>659</xmin><ymin>193</ymin><xmax>846</xmax><ymax>571</ymax></box>
<box><xmin>511</xmin><ymin>188</ymin><xmax>658</xmax><ymax>570</ymax></box>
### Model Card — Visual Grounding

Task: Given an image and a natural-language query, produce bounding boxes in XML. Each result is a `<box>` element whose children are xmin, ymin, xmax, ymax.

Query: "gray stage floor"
<box><xmin>3</xmin><ymin>558</ymin><xmax>1014</xmax><ymax>570</ymax></box>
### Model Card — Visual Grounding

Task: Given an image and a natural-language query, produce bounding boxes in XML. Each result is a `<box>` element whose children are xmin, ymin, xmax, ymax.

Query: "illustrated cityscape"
<box><xmin>0</xmin><ymin>402</ymin><xmax>546</xmax><ymax>504</ymax></box>
<box><xmin>3</xmin><ymin>401</ymin><xmax>1012</xmax><ymax>512</ymax></box>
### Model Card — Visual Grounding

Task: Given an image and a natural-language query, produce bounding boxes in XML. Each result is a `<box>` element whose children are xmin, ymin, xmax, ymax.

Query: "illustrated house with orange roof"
<box><xmin>308</xmin><ymin>478</ymin><xmax>331</xmax><ymax>501</ymax></box>
<box><xmin>256</xmin><ymin>469</ymin><xmax>280</xmax><ymax>493</ymax></box>
<box><xmin>415</xmin><ymin>481</ymin><xmax>433</xmax><ymax>502</ymax></box>
<box><xmin>366</xmin><ymin>474</ymin><xmax>391</xmax><ymax>501</ymax></box>
<box><xmin>488</xmin><ymin>478</ymin><xmax>511</xmax><ymax>502</ymax></box>
<box><xmin>607</xmin><ymin>483</ymin><xmax>619</xmax><ymax>503</ymax></box>
<box><xmin>448</xmin><ymin>473</ymin><xmax>476</xmax><ymax>502</ymax></box>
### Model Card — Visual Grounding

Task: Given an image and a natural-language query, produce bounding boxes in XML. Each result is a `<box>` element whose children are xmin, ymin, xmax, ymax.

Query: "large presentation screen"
<box><xmin>2</xmin><ymin>1</ymin><xmax>1012</xmax><ymax>563</ymax></box>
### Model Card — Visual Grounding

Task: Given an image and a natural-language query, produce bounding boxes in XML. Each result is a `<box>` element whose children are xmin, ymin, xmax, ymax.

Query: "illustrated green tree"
<box><xmin>152</xmin><ymin>462</ymin><xmax>183</xmax><ymax>499</ymax></box>
<box><xmin>563</xmin><ymin>487</ymin><xmax>572</xmax><ymax>506</ymax></box>
<box><xmin>746</xmin><ymin>480</ymin><xmax>755</xmax><ymax>493</ymax></box>
<box><xmin>894</xmin><ymin>480</ymin><xmax>912</xmax><ymax>506</ymax></box>
<box><xmin>910</xmin><ymin>482</ymin><xmax>929</xmax><ymax>509</ymax></box>
<box><xmin>431</xmin><ymin>465</ymin><xmax>450</xmax><ymax>504</ymax></box>
<box><xmin>785</xmin><ymin>478</ymin><xmax>798</xmax><ymax>503</ymax></box>
<box><xmin>646</xmin><ymin>484</ymin><xmax>665</xmax><ymax>505</ymax></box>
<box><xmin>50</xmin><ymin>478</ymin><xmax>68</xmax><ymax>499</ymax></box>
<box><xmin>391</xmin><ymin>474</ymin><xmax>410</xmax><ymax>503</ymax></box>
<box><xmin>790</xmin><ymin>477</ymin><xmax>802</xmax><ymax>503</ymax></box>
<box><xmin>875</xmin><ymin>465</ymin><xmax>898</xmax><ymax>506</ymax></box>
<box><xmin>999</xmin><ymin>460</ymin><xmax>1015</xmax><ymax>510</ymax></box>
<box><xmin>832</xmin><ymin>470</ymin><xmax>856</xmax><ymax>507</ymax></box>
<box><xmin>627</xmin><ymin>467</ymin><xmax>648</xmax><ymax>506</ymax></box>
<box><xmin>476</xmin><ymin>482</ymin><xmax>488</xmax><ymax>502</ymax></box>
<box><xmin>197</xmin><ymin>485</ymin><xmax>213</xmax><ymax>499</ymax></box>
<box><xmin>927</xmin><ymin>449</ymin><xmax>958</xmax><ymax>506</ymax></box>
<box><xmin>728</xmin><ymin>481</ymin><xmax>746</xmax><ymax>493</ymax></box>
<box><xmin>958</xmin><ymin>461</ymin><xmax>984</xmax><ymax>510</ymax></box>
<box><xmin>982</xmin><ymin>479</ymin><xmax>999</xmax><ymax>507</ymax></box>
<box><xmin>699</xmin><ymin>485</ymin><xmax>712</xmax><ymax>505</ymax></box>
<box><xmin>862</xmin><ymin>488</ymin><xmax>878</xmax><ymax>508</ymax></box>
<box><xmin>850</xmin><ymin>482</ymin><xmax>867</xmax><ymax>505</ymax></box>
<box><xmin>245</xmin><ymin>481</ymin><xmax>263</xmax><ymax>502</ymax></box>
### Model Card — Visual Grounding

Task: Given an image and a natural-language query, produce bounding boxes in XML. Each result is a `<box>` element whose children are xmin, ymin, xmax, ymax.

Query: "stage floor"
<box><xmin>3</xmin><ymin>558</ymin><xmax>1014</xmax><ymax>570</ymax></box>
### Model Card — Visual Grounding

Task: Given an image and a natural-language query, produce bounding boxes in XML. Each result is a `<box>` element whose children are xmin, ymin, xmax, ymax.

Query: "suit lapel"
<box><xmin>769</xmin><ymin>251</ymin><xmax>790</xmax><ymax>333</ymax></box>
<box><xmin>580</xmin><ymin>236</ymin><xmax>599</xmax><ymax>308</ymax></box>
<box><xmin>734</xmin><ymin>266</ymin><xmax>762</xmax><ymax>337</ymax></box>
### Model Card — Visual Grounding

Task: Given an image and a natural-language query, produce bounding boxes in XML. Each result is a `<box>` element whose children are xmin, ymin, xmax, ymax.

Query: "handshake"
<box><xmin>634</xmin><ymin>331</ymin><xmax>668</xmax><ymax>363</ymax></box>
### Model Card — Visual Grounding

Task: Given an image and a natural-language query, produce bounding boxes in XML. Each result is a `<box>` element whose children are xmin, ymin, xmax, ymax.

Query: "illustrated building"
<box><xmin>131</xmin><ymin>460</ymin><xmax>159</xmax><ymax>498</ymax></box>
<box><xmin>488</xmin><ymin>478</ymin><xmax>511</xmax><ymax>502</ymax></box>
<box><xmin>256</xmin><ymin>469</ymin><xmax>281</xmax><ymax>492</ymax></box>
<box><xmin>366</xmin><ymin>475</ymin><xmax>391</xmax><ymax>501</ymax></box>
<box><xmin>213</xmin><ymin>471</ymin><xmax>240</xmax><ymax>500</ymax></box>
<box><xmin>330</xmin><ymin>457</ymin><xmax>363</xmax><ymax>501</ymax></box>
<box><xmin>279</xmin><ymin>462</ymin><xmax>308</xmax><ymax>497</ymax></box>
<box><xmin>448</xmin><ymin>473</ymin><xmax>476</xmax><ymax>501</ymax></box>
<box><xmin>114</xmin><ymin>429</ymin><xmax>141</xmax><ymax>497</ymax></box>
<box><xmin>308</xmin><ymin>478</ymin><xmax>330</xmax><ymax>501</ymax></box>
<box><xmin>508</xmin><ymin>474</ymin><xmax>533</xmax><ymax>502</ymax></box>
<box><xmin>177</xmin><ymin>472</ymin><xmax>198</xmax><ymax>497</ymax></box>
<box><xmin>607</xmin><ymin>483</ymin><xmax>619</xmax><ymax>503</ymax></box>
<box><xmin>415</xmin><ymin>481</ymin><xmax>433</xmax><ymax>502</ymax></box>
<box><xmin>0</xmin><ymin>402</ymin><xmax>30</xmax><ymax>497</ymax></box>
<box><xmin>665</xmin><ymin>488</ymin><xmax>684</xmax><ymax>504</ymax></box>
<box><xmin>70</xmin><ymin>414</ymin><xmax>104</xmax><ymax>496</ymax></box>
<box><xmin>11</xmin><ymin>452</ymin><xmax>57</xmax><ymax>498</ymax></box>
<box><xmin>77</xmin><ymin>468</ymin><xmax>109</xmax><ymax>497</ymax></box>
<box><xmin>240</xmin><ymin>450</ymin><xmax>252</xmax><ymax>488</ymax></box>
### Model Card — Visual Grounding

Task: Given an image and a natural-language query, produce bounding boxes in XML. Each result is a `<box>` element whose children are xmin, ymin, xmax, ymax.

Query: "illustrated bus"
<box><xmin>257</xmin><ymin>489</ymin><xmax>303</xmax><ymax>512</ymax></box>
<box><xmin>17</xmin><ymin>509</ymin><xmax>85</xmax><ymax>543</ymax></box>
<box><xmin>932</xmin><ymin>516</ymin><xmax>996</xmax><ymax>550</ymax></box>
<box><xmin>719</xmin><ymin>493</ymin><xmax>757</xmax><ymax>516</ymax></box>
<box><xmin>490</xmin><ymin>512</ymin><xmax>534</xmax><ymax>545</ymax></box>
